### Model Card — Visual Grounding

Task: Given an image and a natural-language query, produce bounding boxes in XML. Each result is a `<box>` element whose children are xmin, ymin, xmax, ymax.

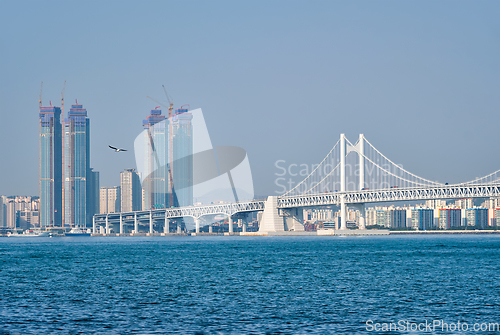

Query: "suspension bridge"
<box><xmin>93</xmin><ymin>134</ymin><xmax>500</xmax><ymax>234</ymax></box>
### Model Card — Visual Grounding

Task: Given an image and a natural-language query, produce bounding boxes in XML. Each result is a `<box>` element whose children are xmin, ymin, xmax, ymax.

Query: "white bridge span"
<box><xmin>93</xmin><ymin>134</ymin><xmax>500</xmax><ymax>234</ymax></box>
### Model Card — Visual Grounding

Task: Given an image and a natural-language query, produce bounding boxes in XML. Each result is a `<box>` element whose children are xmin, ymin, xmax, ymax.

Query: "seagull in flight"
<box><xmin>109</xmin><ymin>145</ymin><xmax>127</xmax><ymax>152</ymax></box>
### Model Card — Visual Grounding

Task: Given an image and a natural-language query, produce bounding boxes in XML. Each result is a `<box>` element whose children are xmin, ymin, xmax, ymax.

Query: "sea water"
<box><xmin>1</xmin><ymin>235</ymin><xmax>500</xmax><ymax>334</ymax></box>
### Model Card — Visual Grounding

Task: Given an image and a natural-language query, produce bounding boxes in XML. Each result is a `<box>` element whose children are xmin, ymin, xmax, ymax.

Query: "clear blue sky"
<box><xmin>0</xmin><ymin>0</ymin><xmax>499</xmax><ymax>197</ymax></box>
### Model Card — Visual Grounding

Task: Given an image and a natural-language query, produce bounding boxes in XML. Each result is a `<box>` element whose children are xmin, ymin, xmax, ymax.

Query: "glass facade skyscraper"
<box><xmin>172</xmin><ymin>108</ymin><xmax>193</xmax><ymax>207</ymax></box>
<box><xmin>39</xmin><ymin>100</ymin><xmax>98</xmax><ymax>229</ymax></box>
<box><xmin>39</xmin><ymin>106</ymin><xmax>63</xmax><ymax>227</ymax></box>
<box><xmin>142</xmin><ymin>109</ymin><xmax>168</xmax><ymax>209</ymax></box>
<box><xmin>63</xmin><ymin>103</ymin><xmax>91</xmax><ymax>227</ymax></box>
<box><xmin>140</xmin><ymin>107</ymin><xmax>193</xmax><ymax>210</ymax></box>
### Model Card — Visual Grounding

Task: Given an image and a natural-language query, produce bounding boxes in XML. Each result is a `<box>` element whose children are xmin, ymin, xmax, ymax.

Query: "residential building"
<box><xmin>100</xmin><ymin>187</ymin><xmax>121</xmax><ymax>214</ymax></box>
<box><xmin>466</xmin><ymin>208</ymin><xmax>489</xmax><ymax>228</ymax></box>
<box><xmin>412</xmin><ymin>209</ymin><xmax>433</xmax><ymax>230</ymax></box>
<box><xmin>63</xmin><ymin>102</ymin><xmax>92</xmax><ymax>228</ymax></box>
<box><xmin>121</xmin><ymin>169</ymin><xmax>141</xmax><ymax>212</ymax></box>
<box><xmin>39</xmin><ymin>105</ymin><xmax>63</xmax><ymax>227</ymax></box>
<box><xmin>439</xmin><ymin>208</ymin><xmax>461</xmax><ymax>229</ymax></box>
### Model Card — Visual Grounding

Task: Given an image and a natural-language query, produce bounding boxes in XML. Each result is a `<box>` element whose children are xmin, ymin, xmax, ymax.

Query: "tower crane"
<box><xmin>39</xmin><ymin>82</ymin><xmax>43</xmax><ymax>108</ymax></box>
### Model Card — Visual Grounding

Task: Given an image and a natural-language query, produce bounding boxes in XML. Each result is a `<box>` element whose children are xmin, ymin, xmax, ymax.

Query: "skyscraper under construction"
<box><xmin>39</xmin><ymin>105</ymin><xmax>63</xmax><ymax>227</ymax></box>
<box><xmin>63</xmin><ymin>102</ymin><xmax>98</xmax><ymax>228</ymax></box>
<box><xmin>39</xmin><ymin>96</ymin><xmax>99</xmax><ymax>229</ymax></box>
<box><xmin>141</xmin><ymin>107</ymin><xmax>193</xmax><ymax>210</ymax></box>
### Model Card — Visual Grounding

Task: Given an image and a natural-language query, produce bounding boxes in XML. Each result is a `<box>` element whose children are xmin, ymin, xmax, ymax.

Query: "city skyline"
<box><xmin>1</xmin><ymin>1</ymin><xmax>500</xmax><ymax>198</ymax></box>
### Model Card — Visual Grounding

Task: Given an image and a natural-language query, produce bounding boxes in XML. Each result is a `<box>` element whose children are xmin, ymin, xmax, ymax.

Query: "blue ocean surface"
<box><xmin>1</xmin><ymin>235</ymin><xmax>500</xmax><ymax>334</ymax></box>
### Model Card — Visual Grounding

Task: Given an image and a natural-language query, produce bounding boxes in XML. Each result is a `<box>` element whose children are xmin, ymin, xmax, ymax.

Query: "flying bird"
<box><xmin>109</xmin><ymin>145</ymin><xmax>127</xmax><ymax>152</ymax></box>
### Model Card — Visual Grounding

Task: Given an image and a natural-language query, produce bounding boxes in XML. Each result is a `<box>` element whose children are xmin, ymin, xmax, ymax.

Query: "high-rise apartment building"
<box><xmin>439</xmin><ymin>208</ymin><xmax>461</xmax><ymax>229</ymax></box>
<box><xmin>411</xmin><ymin>209</ymin><xmax>433</xmax><ymax>230</ymax></box>
<box><xmin>99</xmin><ymin>187</ymin><xmax>121</xmax><ymax>214</ymax></box>
<box><xmin>466</xmin><ymin>208</ymin><xmax>488</xmax><ymax>228</ymax></box>
<box><xmin>0</xmin><ymin>196</ymin><xmax>5</xmax><ymax>228</ymax></box>
<box><xmin>39</xmin><ymin>105</ymin><xmax>63</xmax><ymax>227</ymax></box>
<box><xmin>63</xmin><ymin>103</ymin><xmax>92</xmax><ymax>228</ymax></box>
<box><xmin>121</xmin><ymin>169</ymin><xmax>141</xmax><ymax>212</ymax></box>
<box><xmin>39</xmin><ymin>99</ymin><xmax>98</xmax><ymax>229</ymax></box>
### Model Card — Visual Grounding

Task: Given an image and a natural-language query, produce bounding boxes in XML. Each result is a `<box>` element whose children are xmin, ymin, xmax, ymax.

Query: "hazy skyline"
<box><xmin>1</xmin><ymin>0</ymin><xmax>499</xmax><ymax>197</ymax></box>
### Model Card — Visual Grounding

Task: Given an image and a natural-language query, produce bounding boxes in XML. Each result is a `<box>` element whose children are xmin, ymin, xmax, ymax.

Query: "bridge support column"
<box><xmin>164</xmin><ymin>217</ymin><xmax>169</xmax><ymax>234</ymax></box>
<box><xmin>258</xmin><ymin>196</ymin><xmax>285</xmax><ymax>233</ymax></box>
<box><xmin>92</xmin><ymin>216</ymin><xmax>96</xmax><ymax>234</ymax></box>
<box><xmin>177</xmin><ymin>222</ymin><xmax>182</xmax><ymax>234</ymax></box>
<box><xmin>242</xmin><ymin>221</ymin><xmax>247</xmax><ymax>233</ymax></box>
<box><xmin>359</xmin><ymin>134</ymin><xmax>364</xmax><ymax>190</ymax></box>
<box><xmin>283</xmin><ymin>208</ymin><xmax>305</xmax><ymax>231</ymax></box>
<box><xmin>341</xmin><ymin>133</ymin><xmax>346</xmax><ymax>193</ymax></box>
<box><xmin>352</xmin><ymin>203</ymin><xmax>365</xmax><ymax>230</ymax></box>
<box><xmin>119</xmin><ymin>213</ymin><xmax>123</xmax><ymax>234</ymax></box>
<box><xmin>195</xmin><ymin>218</ymin><xmax>200</xmax><ymax>233</ymax></box>
<box><xmin>105</xmin><ymin>215</ymin><xmax>110</xmax><ymax>234</ymax></box>
<box><xmin>209</xmin><ymin>224</ymin><xmax>213</xmax><ymax>233</ymax></box>
<box><xmin>149</xmin><ymin>211</ymin><xmax>153</xmax><ymax>234</ymax></box>
<box><xmin>340</xmin><ymin>196</ymin><xmax>347</xmax><ymax>230</ymax></box>
<box><xmin>134</xmin><ymin>213</ymin><xmax>138</xmax><ymax>234</ymax></box>
<box><xmin>340</xmin><ymin>134</ymin><xmax>347</xmax><ymax>230</ymax></box>
<box><xmin>228</xmin><ymin>216</ymin><xmax>233</xmax><ymax>233</ymax></box>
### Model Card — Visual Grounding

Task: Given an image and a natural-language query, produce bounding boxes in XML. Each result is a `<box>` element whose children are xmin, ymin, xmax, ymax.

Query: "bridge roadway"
<box><xmin>277</xmin><ymin>183</ymin><xmax>500</xmax><ymax>208</ymax></box>
<box><xmin>93</xmin><ymin>199</ymin><xmax>266</xmax><ymax>234</ymax></box>
<box><xmin>93</xmin><ymin>183</ymin><xmax>500</xmax><ymax>234</ymax></box>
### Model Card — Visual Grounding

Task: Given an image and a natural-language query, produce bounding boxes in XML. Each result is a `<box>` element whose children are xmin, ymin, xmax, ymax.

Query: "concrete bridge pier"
<box><xmin>209</xmin><ymin>224</ymin><xmax>213</xmax><ymax>233</ymax></box>
<box><xmin>340</xmin><ymin>195</ymin><xmax>347</xmax><ymax>230</ymax></box>
<box><xmin>149</xmin><ymin>211</ymin><xmax>153</xmax><ymax>234</ymax></box>
<box><xmin>120</xmin><ymin>213</ymin><xmax>123</xmax><ymax>234</ymax></box>
<box><xmin>105</xmin><ymin>215</ymin><xmax>110</xmax><ymax>234</ymax></box>
<box><xmin>195</xmin><ymin>218</ymin><xmax>200</xmax><ymax>233</ymax></box>
<box><xmin>283</xmin><ymin>208</ymin><xmax>305</xmax><ymax>231</ymax></box>
<box><xmin>134</xmin><ymin>213</ymin><xmax>138</xmax><ymax>234</ymax></box>
<box><xmin>258</xmin><ymin>196</ymin><xmax>285</xmax><ymax>232</ymax></box>
<box><xmin>177</xmin><ymin>221</ymin><xmax>182</xmax><ymax>234</ymax></box>
<box><xmin>228</xmin><ymin>216</ymin><xmax>234</xmax><ymax>233</ymax></box>
<box><xmin>93</xmin><ymin>216</ymin><xmax>96</xmax><ymax>234</ymax></box>
<box><xmin>164</xmin><ymin>217</ymin><xmax>169</xmax><ymax>234</ymax></box>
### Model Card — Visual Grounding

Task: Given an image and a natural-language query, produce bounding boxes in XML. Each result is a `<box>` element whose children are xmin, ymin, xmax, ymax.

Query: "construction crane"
<box><xmin>39</xmin><ymin>82</ymin><xmax>43</xmax><ymax>108</ymax></box>
<box><xmin>61</xmin><ymin>81</ymin><xmax>66</xmax><ymax>115</ymax></box>
<box><xmin>146</xmin><ymin>85</ymin><xmax>176</xmax><ymax>207</ymax></box>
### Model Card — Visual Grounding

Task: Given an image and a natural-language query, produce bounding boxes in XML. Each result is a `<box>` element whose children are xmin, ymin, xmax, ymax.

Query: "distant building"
<box><xmin>88</xmin><ymin>169</ymin><xmax>100</xmax><ymax>224</ymax></box>
<box><xmin>466</xmin><ymin>208</ymin><xmax>488</xmax><ymax>228</ymax></box>
<box><xmin>455</xmin><ymin>198</ymin><xmax>473</xmax><ymax>209</ymax></box>
<box><xmin>496</xmin><ymin>208</ymin><xmax>500</xmax><ymax>226</ymax></box>
<box><xmin>439</xmin><ymin>209</ymin><xmax>461</xmax><ymax>229</ymax></box>
<box><xmin>172</xmin><ymin>108</ymin><xmax>193</xmax><ymax>207</ymax></box>
<box><xmin>142</xmin><ymin>109</ymin><xmax>168</xmax><ymax>210</ymax></box>
<box><xmin>376</xmin><ymin>210</ymin><xmax>391</xmax><ymax>228</ymax></box>
<box><xmin>63</xmin><ymin>103</ymin><xmax>94</xmax><ymax>228</ymax></box>
<box><xmin>391</xmin><ymin>209</ymin><xmax>407</xmax><ymax>228</ymax></box>
<box><xmin>39</xmin><ymin>105</ymin><xmax>63</xmax><ymax>227</ymax></box>
<box><xmin>5</xmin><ymin>199</ymin><xmax>16</xmax><ymax>228</ymax></box>
<box><xmin>0</xmin><ymin>196</ymin><xmax>5</xmax><ymax>228</ymax></box>
<box><xmin>412</xmin><ymin>209</ymin><xmax>433</xmax><ymax>230</ymax></box>
<box><xmin>100</xmin><ymin>187</ymin><xmax>121</xmax><ymax>214</ymax></box>
<box><xmin>140</xmin><ymin>107</ymin><xmax>194</xmax><ymax>210</ymax></box>
<box><xmin>121</xmin><ymin>169</ymin><xmax>141</xmax><ymax>212</ymax></box>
